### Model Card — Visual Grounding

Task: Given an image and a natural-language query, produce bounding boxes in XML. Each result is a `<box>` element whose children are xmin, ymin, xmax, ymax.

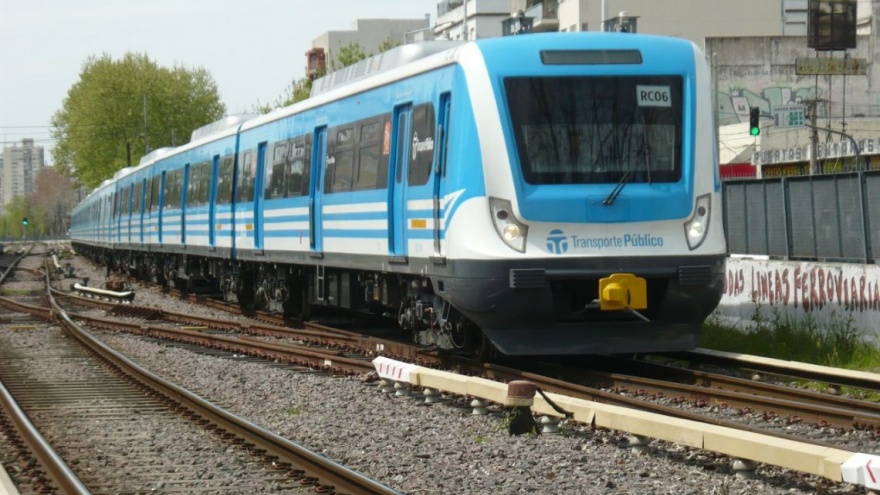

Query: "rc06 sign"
<box><xmin>637</xmin><ymin>85</ymin><xmax>671</xmax><ymax>107</ymax></box>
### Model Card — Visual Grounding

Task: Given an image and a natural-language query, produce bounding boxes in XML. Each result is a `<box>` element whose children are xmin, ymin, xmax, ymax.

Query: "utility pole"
<box><xmin>462</xmin><ymin>0</ymin><xmax>468</xmax><ymax>40</ymax></box>
<box><xmin>805</xmin><ymin>119</ymin><xmax>862</xmax><ymax>173</ymax></box>
<box><xmin>808</xmin><ymin>99</ymin><xmax>819</xmax><ymax>175</ymax></box>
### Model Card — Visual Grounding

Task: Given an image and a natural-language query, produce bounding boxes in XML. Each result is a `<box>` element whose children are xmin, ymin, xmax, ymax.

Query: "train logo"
<box><xmin>546</xmin><ymin>229</ymin><xmax>569</xmax><ymax>254</ymax></box>
<box><xmin>412</xmin><ymin>132</ymin><xmax>434</xmax><ymax>160</ymax></box>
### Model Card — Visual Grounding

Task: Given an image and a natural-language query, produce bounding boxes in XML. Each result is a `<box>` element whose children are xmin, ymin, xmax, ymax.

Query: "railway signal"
<box><xmin>749</xmin><ymin>107</ymin><xmax>760</xmax><ymax>136</ymax></box>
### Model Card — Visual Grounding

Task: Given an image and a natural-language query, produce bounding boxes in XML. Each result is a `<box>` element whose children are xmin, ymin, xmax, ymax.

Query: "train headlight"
<box><xmin>490</xmin><ymin>197</ymin><xmax>528</xmax><ymax>253</ymax></box>
<box><xmin>688</xmin><ymin>221</ymin><xmax>704</xmax><ymax>237</ymax></box>
<box><xmin>502</xmin><ymin>224</ymin><xmax>521</xmax><ymax>240</ymax></box>
<box><xmin>684</xmin><ymin>193</ymin><xmax>711</xmax><ymax>251</ymax></box>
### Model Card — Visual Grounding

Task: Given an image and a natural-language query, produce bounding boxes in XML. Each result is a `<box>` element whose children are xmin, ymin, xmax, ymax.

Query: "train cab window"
<box><xmin>408</xmin><ymin>104</ymin><xmax>435</xmax><ymax>186</ymax></box>
<box><xmin>286</xmin><ymin>137</ymin><xmax>310</xmax><ymax>197</ymax></box>
<box><xmin>217</xmin><ymin>156</ymin><xmax>234</xmax><ymax>205</ymax></box>
<box><xmin>505</xmin><ymin>76</ymin><xmax>682</xmax><ymax>185</ymax></box>
<box><xmin>237</xmin><ymin>151</ymin><xmax>256</xmax><ymax>202</ymax></box>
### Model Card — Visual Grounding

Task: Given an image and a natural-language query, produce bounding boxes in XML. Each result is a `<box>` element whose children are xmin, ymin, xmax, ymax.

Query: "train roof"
<box><xmin>190</xmin><ymin>114</ymin><xmax>259</xmax><ymax>142</ymax></box>
<box><xmin>310</xmin><ymin>41</ymin><xmax>465</xmax><ymax>97</ymax></box>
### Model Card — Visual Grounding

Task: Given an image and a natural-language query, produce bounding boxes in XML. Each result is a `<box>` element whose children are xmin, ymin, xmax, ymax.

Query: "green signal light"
<box><xmin>749</xmin><ymin>107</ymin><xmax>760</xmax><ymax>136</ymax></box>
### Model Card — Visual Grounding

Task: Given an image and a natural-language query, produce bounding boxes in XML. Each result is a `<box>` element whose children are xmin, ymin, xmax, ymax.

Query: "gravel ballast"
<box><xmin>3</xmin><ymin>249</ymin><xmax>862</xmax><ymax>494</ymax></box>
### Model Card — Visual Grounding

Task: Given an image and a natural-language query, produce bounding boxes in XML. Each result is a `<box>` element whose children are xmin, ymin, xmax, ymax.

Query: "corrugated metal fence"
<box><xmin>723</xmin><ymin>170</ymin><xmax>880</xmax><ymax>263</ymax></box>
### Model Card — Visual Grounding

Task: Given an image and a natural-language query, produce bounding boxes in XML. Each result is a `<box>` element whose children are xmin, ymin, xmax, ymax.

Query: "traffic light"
<box><xmin>22</xmin><ymin>217</ymin><xmax>28</xmax><ymax>226</ymax></box>
<box><xmin>749</xmin><ymin>107</ymin><xmax>760</xmax><ymax>136</ymax></box>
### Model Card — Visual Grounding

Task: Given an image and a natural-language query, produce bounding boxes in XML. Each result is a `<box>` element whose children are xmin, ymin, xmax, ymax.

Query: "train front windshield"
<box><xmin>505</xmin><ymin>76</ymin><xmax>683</xmax><ymax>185</ymax></box>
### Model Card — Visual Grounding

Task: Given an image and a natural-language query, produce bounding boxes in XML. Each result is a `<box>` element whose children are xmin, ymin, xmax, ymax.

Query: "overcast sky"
<box><xmin>0</xmin><ymin>0</ymin><xmax>438</xmax><ymax>161</ymax></box>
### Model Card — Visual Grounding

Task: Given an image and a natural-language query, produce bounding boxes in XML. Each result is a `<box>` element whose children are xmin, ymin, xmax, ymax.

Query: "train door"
<box><xmin>131</xmin><ymin>179</ymin><xmax>147</xmax><ymax>245</ymax></box>
<box><xmin>158</xmin><ymin>171</ymin><xmax>166</xmax><ymax>245</ymax></box>
<box><xmin>114</xmin><ymin>190</ymin><xmax>122</xmax><ymax>244</ymax></box>
<box><xmin>127</xmin><ymin>184</ymin><xmax>133</xmax><ymax>244</ymax></box>
<box><xmin>209</xmin><ymin>155</ymin><xmax>219</xmax><ymax>248</ymax></box>
<box><xmin>181</xmin><ymin>163</ymin><xmax>189</xmax><ymax>245</ymax></box>
<box><xmin>254</xmin><ymin>143</ymin><xmax>267</xmax><ymax>250</ymax></box>
<box><xmin>143</xmin><ymin>178</ymin><xmax>151</xmax><ymax>246</ymax></box>
<box><xmin>309</xmin><ymin>127</ymin><xmax>326</xmax><ymax>254</ymax></box>
<box><xmin>139</xmin><ymin>178</ymin><xmax>147</xmax><ymax>246</ymax></box>
<box><xmin>433</xmin><ymin>93</ymin><xmax>452</xmax><ymax>256</ymax></box>
<box><xmin>388</xmin><ymin>103</ymin><xmax>412</xmax><ymax>258</ymax></box>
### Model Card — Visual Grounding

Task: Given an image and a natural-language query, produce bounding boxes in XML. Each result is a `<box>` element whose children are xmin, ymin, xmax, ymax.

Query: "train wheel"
<box><xmin>237</xmin><ymin>265</ymin><xmax>255</xmax><ymax>311</ymax></box>
<box><xmin>450</xmin><ymin>320</ymin><xmax>494</xmax><ymax>361</ymax></box>
<box><xmin>281</xmin><ymin>274</ymin><xmax>309</xmax><ymax>321</ymax></box>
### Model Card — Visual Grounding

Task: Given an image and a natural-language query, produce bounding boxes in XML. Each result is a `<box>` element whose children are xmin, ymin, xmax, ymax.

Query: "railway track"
<box><xmin>51</xmin><ymin>245</ymin><xmax>880</xmax><ymax>492</ymax></box>
<box><xmin>0</xmin><ymin>246</ymin><xmax>401</xmax><ymax>495</ymax></box>
<box><xmin>56</xmin><ymin>253</ymin><xmax>880</xmax><ymax>444</ymax></box>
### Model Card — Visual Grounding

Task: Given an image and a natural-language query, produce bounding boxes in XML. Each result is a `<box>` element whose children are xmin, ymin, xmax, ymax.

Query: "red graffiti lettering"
<box><xmin>782</xmin><ymin>268</ymin><xmax>790</xmax><ymax>305</ymax></box>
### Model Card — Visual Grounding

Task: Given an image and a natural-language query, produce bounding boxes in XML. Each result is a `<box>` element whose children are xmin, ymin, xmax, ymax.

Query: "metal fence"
<box><xmin>723</xmin><ymin>170</ymin><xmax>879</xmax><ymax>263</ymax></box>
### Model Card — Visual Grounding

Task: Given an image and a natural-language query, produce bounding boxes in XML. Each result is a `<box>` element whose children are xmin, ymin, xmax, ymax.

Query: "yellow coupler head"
<box><xmin>599</xmin><ymin>273</ymin><xmax>648</xmax><ymax>311</ymax></box>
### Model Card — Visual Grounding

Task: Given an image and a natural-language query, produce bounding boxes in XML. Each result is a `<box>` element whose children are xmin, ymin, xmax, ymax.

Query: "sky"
<box><xmin>0</xmin><ymin>0</ymin><xmax>439</xmax><ymax>163</ymax></box>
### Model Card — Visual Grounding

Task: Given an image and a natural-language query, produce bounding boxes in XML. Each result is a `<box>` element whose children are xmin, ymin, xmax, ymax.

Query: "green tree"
<box><xmin>261</xmin><ymin>38</ymin><xmax>400</xmax><ymax>112</ymax></box>
<box><xmin>253</xmin><ymin>77</ymin><xmax>315</xmax><ymax>113</ymax></box>
<box><xmin>51</xmin><ymin>52</ymin><xmax>226</xmax><ymax>189</ymax></box>
<box><xmin>31</xmin><ymin>167</ymin><xmax>79</xmax><ymax>237</ymax></box>
<box><xmin>329</xmin><ymin>40</ymin><xmax>370</xmax><ymax>71</ymax></box>
<box><xmin>377</xmin><ymin>36</ymin><xmax>401</xmax><ymax>54</ymax></box>
<box><xmin>1</xmin><ymin>195</ymin><xmax>33</xmax><ymax>240</ymax></box>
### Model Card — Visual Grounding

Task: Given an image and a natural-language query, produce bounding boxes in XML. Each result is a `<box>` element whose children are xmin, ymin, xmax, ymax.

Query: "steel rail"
<box><xmin>0</xmin><ymin>247</ymin><xmax>90</xmax><ymax>495</ymax></box>
<box><xmin>44</xmin><ymin>266</ymin><xmax>401</xmax><ymax>495</ymax></box>
<box><xmin>666</xmin><ymin>349</ymin><xmax>880</xmax><ymax>392</ymax></box>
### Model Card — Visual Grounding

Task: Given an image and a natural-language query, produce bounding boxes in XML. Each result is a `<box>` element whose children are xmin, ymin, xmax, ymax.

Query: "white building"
<box><xmin>308</xmin><ymin>18</ymin><xmax>432</xmax><ymax>78</ymax></box>
<box><xmin>1</xmin><ymin>138</ymin><xmax>45</xmax><ymax>212</ymax></box>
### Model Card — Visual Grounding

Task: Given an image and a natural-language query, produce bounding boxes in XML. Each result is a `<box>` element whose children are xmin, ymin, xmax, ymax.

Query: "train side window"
<box><xmin>266</xmin><ymin>140</ymin><xmax>288</xmax><ymax>199</ymax></box>
<box><xmin>149</xmin><ymin>176</ymin><xmax>161</xmax><ymax>211</ymax></box>
<box><xmin>188</xmin><ymin>165</ymin><xmax>197</xmax><ymax>206</ymax></box>
<box><xmin>132</xmin><ymin>181</ymin><xmax>142</xmax><ymax>215</ymax></box>
<box><xmin>216</xmin><ymin>156</ymin><xmax>234</xmax><ymax>205</ymax></box>
<box><xmin>355</xmin><ymin>120</ymin><xmax>382</xmax><ymax>190</ymax></box>
<box><xmin>164</xmin><ymin>169</ymin><xmax>183</xmax><ymax>209</ymax></box>
<box><xmin>328</xmin><ymin>126</ymin><xmax>354</xmax><ymax>192</ymax></box>
<box><xmin>187</xmin><ymin>161</ymin><xmax>210</xmax><ymax>206</ymax></box>
<box><xmin>122</xmin><ymin>187</ymin><xmax>131</xmax><ymax>216</ymax></box>
<box><xmin>198</xmin><ymin>161</ymin><xmax>211</xmax><ymax>204</ymax></box>
<box><xmin>286</xmin><ymin>137</ymin><xmax>310</xmax><ymax>197</ymax></box>
<box><xmin>237</xmin><ymin>151</ymin><xmax>256</xmax><ymax>202</ymax></box>
<box><xmin>408</xmin><ymin>103</ymin><xmax>435</xmax><ymax>186</ymax></box>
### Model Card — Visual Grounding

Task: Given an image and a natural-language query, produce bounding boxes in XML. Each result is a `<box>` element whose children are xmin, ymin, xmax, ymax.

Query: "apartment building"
<box><xmin>1</xmin><ymin>138</ymin><xmax>45</xmax><ymax>213</ymax></box>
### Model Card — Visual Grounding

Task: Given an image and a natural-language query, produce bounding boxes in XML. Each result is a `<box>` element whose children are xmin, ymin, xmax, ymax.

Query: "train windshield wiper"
<box><xmin>601</xmin><ymin>169</ymin><xmax>633</xmax><ymax>206</ymax></box>
<box><xmin>602</xmin><ymin>145</ymin><xmax>651</xmax><ymax>206</ymax></box>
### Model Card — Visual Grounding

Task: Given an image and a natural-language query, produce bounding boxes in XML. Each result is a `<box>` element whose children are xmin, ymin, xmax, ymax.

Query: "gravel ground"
<box><xmin>3</xmin><ymin>247</ymin><xmax>862</xmax><ymax>494</ymax></box>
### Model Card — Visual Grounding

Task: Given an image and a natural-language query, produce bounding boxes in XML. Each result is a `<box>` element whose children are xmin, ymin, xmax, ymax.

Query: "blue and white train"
<box><xmin>70</xmin><ymin>32</ymin><xmax>726</xmax><ymax>356</ymax></box>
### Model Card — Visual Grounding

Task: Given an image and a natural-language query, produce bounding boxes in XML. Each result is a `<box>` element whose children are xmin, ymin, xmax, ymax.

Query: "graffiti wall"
<box><xmin>706</xmin><ymin>35</ymin><xmax>880</xmax><ymax>128</ymax></box>
<box><xmin>717</xmin><ymin>257</ymin><xmax>880</xmax><ymax>342</ymax></box>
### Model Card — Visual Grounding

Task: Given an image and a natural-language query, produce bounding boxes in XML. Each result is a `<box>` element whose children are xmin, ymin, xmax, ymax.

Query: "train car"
<box><xmin>70</xmin><ymin>32</ymin><xmax>726</xmax><ymax>356</ymax></box>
